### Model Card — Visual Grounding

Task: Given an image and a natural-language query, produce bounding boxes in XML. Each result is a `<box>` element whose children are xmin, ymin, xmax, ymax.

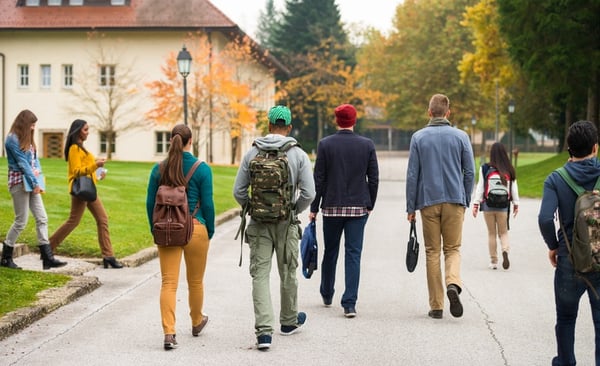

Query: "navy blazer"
<box><xmin>310</xmin><ymin>129</ymin><xmax>379</xmax><ymax>212</ymax></box>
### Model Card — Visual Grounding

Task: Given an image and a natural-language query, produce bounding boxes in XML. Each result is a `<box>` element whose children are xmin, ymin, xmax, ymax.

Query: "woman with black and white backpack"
<box><xmin>472</xmin><ymin>142</ymin><xmax>520</xmax><ymax>270</ymax></box>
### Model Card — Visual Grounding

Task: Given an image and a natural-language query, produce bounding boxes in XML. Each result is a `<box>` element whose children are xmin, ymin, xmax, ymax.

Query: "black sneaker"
<box><xmin>322</xmin><ymin>295</ymin><xmax>332</xmax><ymax>307</ymax></box>
<box><xmin>344</xmin><ymin>307</ymin><xmax>357</xmax><ymax>318</ymax></box>
<box><xmin>447</xmin><ymin>284</ymin><xmax>463</xmax><ymax>318</ymax></box>
<box><xmin>428</xmin><ymin>310</ymin><xmax>443</xmax><ymax>319</ymax></box>
<box><xmin>280</xmin><ymin>312</ymin><xmax>307</xmax><ymax>335</ymax></box>
<box><xmin>256</xmin><ymin>334</ymin><xmax>272</xmax><ymax>350</ymax></box>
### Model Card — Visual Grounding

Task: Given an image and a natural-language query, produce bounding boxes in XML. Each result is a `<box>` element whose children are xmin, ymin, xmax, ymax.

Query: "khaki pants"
<box><xmin>245</xmin><ymin>220</ymin><xmax>300</xmax><ymax>336</ymax></box>
<box><xmin>420</xmin><ymin>203</ymin><xmax>465</xmax><ymax>310</ymax></box>
<box><xmin>158</xmin><ymin>223</ymin><xmax>210</xmax><ymax>335</ymax></box>
<box><xmin>483</xmin><ymin>211</ymin><xmax>510</xmax><ymax>264</ymax></box>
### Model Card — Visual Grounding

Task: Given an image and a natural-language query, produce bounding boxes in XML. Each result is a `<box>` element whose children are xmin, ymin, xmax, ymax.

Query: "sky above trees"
<box><xmin>210</xmin><ymin>0</ymin><xmax>400</xmax><ymax>37</ymax></box>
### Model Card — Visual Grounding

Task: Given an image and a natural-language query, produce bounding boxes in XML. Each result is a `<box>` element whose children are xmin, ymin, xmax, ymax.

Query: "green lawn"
<box><xmin>515</xmin><ymin>152</ymin><xmax>570</xmax><ymax>198</ymax></box>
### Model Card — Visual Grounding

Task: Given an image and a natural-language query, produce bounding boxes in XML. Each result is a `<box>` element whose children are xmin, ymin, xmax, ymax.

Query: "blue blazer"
<box><xmin>310</xmin><ymin>130</ymin><xmax>379</xmax><ymax>212</ymax></box>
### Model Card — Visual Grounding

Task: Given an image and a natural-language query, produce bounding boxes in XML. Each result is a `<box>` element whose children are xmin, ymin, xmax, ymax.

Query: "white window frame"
<box><xmin>40</xmin><ymin>64</ymin><xmax>51</xmax><ymax>89</ymax></box>
<box><xmin>62</xmin><ymin>64</ymin><xmax>73</xmax><ymax>88</ymax></box>
<box><xmin>18</xmin><ymin>64</ymin><xmax>29</xmax><ymax>88</ymax></box>
<box><xmin>99</xmin><ymin>64</ymin><xmax>116</xmax><ymax>87</ymax></box>
<box><xmin>48</xmin><ymin>0</ymin><xmax>62</xmax><ymax>5</ymax></box>
<box><xmin>69</xmin><ymin>0</ymin><xmax>83</xmax><ymax>5</ymax></box>
<box><xmin>25</xmin><ymin>0</ymin><xmax>40</xmax><ymax>6</ymax></box>
<box><xmin>100</xmin><ymin>132</ymin><xmax>116</xmax><ymax>154</ymax></box>
<box><xmin>111</xmin><ymin>0</ymin><xmax>125</xmax><ymax>5</ymax></box>
<box><xmin>156</xmin><ymin>132</ymin><xmax>171</xmax><ymax>154</ymax></box>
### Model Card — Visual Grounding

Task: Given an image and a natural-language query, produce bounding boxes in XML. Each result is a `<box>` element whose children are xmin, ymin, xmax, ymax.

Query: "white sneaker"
<box><xmin>488</xmin><ymin>262</ymin><xmax>498</xmax><ymax>270</ymax></box>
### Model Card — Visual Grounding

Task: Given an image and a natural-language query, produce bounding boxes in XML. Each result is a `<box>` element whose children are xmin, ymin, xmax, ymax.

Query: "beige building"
<box><xmin>0</xmin><ymin>0</ymin><xmax>285</xmax><ymax>163</ymax></box>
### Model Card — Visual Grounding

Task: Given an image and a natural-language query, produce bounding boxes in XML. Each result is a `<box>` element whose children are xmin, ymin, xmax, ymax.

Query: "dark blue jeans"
<box><xmin>320</xmin><ymin>214</ymin><xmax>369</xmax><ymax>309</ymax></box>
<box><xmin>553</xmin><ymin>256</ymin><xmax>600</xmax><ymax>366</ymax></box>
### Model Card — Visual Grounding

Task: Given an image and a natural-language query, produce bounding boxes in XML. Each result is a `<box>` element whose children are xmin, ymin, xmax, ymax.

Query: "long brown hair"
<box><xmin>159</xmin><ymin>124</ymin><xmax>191</xmax><ymax>186</ymax></box>
<box><xmin>489</xmin><ymin>142</ymin><xmax>516</xmax><ymax>183</ymax></box>
<box><xmin>9</xmin><ymin>109</ymin><xmax>37</xmax><ymax>151</ymax></box>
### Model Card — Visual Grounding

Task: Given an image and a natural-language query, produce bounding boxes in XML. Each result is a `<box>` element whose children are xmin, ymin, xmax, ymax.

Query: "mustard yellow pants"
<box><xmin>158</xmin><ymin>223</ymin><xmax>209</xmax><ymax>335</ymax></box>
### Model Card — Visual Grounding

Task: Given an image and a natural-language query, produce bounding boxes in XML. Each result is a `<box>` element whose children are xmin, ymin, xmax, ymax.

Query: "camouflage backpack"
<box><xmin>248</xmin><ymin>140</ymin><xmax>297</xmax><ymax>223</ymax></box>
<box><xmin>556</xmin><ymin>167</ymin><xmax>600</xmax><ymax>273</ymax></box>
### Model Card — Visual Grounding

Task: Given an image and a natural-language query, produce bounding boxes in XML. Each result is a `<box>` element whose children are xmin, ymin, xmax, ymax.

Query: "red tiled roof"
<box><xmin>0</xmin><ymin>0</ymin><xmax>237</xmax><ymax>29</ymax></box>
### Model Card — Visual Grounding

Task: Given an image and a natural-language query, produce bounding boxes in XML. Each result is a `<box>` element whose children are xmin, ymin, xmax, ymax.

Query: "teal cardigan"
<box><xmin>146</xmin><ymin>152</ymin><xmax>215</xmax><ymax>239</ymax></box>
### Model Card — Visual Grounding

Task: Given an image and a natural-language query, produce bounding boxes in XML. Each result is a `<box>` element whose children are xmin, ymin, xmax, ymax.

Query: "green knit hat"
<box><xmin>268</xmin><ymin>105</ymin><xmax>292</xmax><ymax>125</ymax></box>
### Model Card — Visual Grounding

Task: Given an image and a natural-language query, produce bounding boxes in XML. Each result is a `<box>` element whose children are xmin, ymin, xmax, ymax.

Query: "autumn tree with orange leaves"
<box><xmin>218</xmin><ymin>35</ymin><xmax>274</xmax><ymax>163</ymax></box>
<box><xmin>146</xmin><ymin>33</ymin><xmax>266</xmax><ymax>162</ymax></box>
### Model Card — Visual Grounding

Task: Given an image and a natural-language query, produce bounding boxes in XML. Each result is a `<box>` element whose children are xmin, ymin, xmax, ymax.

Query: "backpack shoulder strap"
<box><xmin>482</xmin><ymin>164</ymin><xmax>492</xmax><ymax>197</ymax></box>
<box><xmin>556</xmin><ymin>167</ymin><xmax>585</xmax><ymax>196</ymax></box>
<box><xmin>280</xmin><ymin>140</ymin><xmax>299</xmax><ymax>152</ymax></box>
<box><xmin>185</xmin><ymin>160</ymin><xmax>202</xmax><ymax>184</ymax></box>
<box><xmin>185</xmin><ymin>160</ymin><xmax>202</xmax><ymax>216</ymax></box>
<box><xmin>482</xmin><ymin>163</ymin><xmax>491</xmax><ymax>178</ymax></box>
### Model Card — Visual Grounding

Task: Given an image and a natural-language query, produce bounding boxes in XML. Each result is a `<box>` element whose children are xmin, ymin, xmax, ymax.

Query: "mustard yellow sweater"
<box><xmin>66</xmin><ymin>144</ymin><xmax>98</xmax><ymax>192</ymax></box>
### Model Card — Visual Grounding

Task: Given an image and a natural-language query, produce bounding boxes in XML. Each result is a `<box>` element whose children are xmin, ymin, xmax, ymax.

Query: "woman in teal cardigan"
<box><xmin>145</xmin><ymin>124</ymin><xmax>215</xmax><ymax>351</ymax></box>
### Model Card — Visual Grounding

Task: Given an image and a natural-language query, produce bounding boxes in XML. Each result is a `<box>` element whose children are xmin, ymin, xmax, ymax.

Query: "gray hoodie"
<box><xmin>233</xmin><ymin>134</ymin><xmax>316</xmax><ymax>215</ymax></box>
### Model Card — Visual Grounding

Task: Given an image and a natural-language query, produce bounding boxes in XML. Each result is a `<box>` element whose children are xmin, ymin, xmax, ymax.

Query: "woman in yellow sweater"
<box><xmin>49</xmin><ymin>119</ymin><xmax>122</xmax><ymax>268</ymax></box>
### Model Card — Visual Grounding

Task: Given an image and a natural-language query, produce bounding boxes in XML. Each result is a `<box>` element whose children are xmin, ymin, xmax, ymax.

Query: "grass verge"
<box><xmin>0</xmin><ymin>267</ymin><xmax>70</xmax><ymax>317</ymax></box>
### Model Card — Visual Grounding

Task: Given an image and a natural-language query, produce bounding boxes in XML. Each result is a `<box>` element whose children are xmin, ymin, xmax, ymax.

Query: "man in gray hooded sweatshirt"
<box><xmin>233</xmin><ymin>105</ymin><xmax>315</xmax><ymax>351</ymax></box>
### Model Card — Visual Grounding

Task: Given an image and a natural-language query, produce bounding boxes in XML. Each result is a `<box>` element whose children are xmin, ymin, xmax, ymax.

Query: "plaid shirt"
<box><xmin>322</xmin><ymin>206</ymin><xmax>368</xmax><ymax>217</ymax></box>
<box><xmin>7</xmin><ymin>144</ymin><xmax>35</xmax><ymax>188</ymax></box>
<box><xmin>8</xmin><ymin>170</ymin><xmax>23</xmax><ymax>188</ymax></box>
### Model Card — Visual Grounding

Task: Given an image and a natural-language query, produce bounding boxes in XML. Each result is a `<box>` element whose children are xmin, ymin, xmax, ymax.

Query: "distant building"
<box><xmin>0</xmin><ymin>0</ymin><xmax>286</xmax><ymax>163</ymax></box>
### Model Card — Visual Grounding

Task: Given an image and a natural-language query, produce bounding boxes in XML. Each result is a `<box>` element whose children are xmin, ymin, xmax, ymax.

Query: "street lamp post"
<box><xmin>177</xmin><ymin>45</ymin><xmax>192</xmax><ymax>126</ymax></box>
<box><xmin>508</xmin><ymin>99</ymin><xmax>515</xmax><ymax>164</ymax></box>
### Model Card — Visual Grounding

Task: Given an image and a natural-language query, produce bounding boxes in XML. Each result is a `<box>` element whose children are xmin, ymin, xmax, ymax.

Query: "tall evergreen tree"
<box><xmin>255</xmin><ymin>0</ymin><xmax>281</xmax><ymax>50</ymax></box>
<box><xmin>271</xmin><ymin>0</ymin><xmax>353</xmax><ymax>64</ymax></box>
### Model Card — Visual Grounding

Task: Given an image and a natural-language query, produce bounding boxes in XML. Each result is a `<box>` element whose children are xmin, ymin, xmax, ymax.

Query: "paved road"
<box><xmin>0</xmin><ymin>154</ymin><xmax>596</xmax><ymax>366</ymax></box>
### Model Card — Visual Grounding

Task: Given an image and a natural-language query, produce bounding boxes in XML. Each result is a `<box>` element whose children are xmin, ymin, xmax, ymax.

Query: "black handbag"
<box><xmin>71</xmin><ymin>175</ymin><xmax>97</xmax><ymax>202</ymax></box>
<box><xmin>406</xmin><ymin>220</ymin><xmax>419</xmax><ymax>272</ymax></box>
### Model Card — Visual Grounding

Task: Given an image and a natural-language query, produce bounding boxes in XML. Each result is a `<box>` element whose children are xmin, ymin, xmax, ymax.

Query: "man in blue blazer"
<box><xmin>309</xmin><ymin>104</ymin><xmax>379</xmax><ymax>318</ymax></box>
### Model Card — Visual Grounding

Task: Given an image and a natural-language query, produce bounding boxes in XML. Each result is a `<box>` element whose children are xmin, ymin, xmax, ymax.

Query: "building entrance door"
<box><xmin>43</xmin><ymin>132</ymin><xmax>63</xmax><ymax>158</ymax></box>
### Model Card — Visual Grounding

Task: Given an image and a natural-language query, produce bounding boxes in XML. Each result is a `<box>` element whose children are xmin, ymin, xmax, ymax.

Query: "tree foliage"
<box><xmin>271</xmin><ymin>0</ymin><xmax>352</xmax><ymax>64</ymax></box>
<box><xmin>145</xmin><ymin>32</ymin><xmax>262</xmax><ymax>160</ymax></box>
<box><xmin>497</xmin><ymin>0</ymin><xmax>600</xmax><ymax>131</ymax></box>
<box><xmin>459</xmin><ymin>0</ymin><xmax>515</xmax><ymax>98</ymax></box>
<box><xmin>256</xmin><ymin>0</ymin><xmax>281</xmax><ymax>51</ymax></box>
<box><xmin>278</xmin><ymin>39</ymin><xmax>387</xmax><ymax>146</ymax></box>
<box><xmin>359</xmin><ymin>0</ymin><xmax>480</xmax><ymax>131</ymax></box>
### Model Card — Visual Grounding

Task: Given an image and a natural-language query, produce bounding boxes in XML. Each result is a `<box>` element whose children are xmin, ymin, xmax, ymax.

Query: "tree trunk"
<box><xmin>231</xmin><ymin>136</ymin><xmax>238</xmax><ymax>165</ymax></box>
